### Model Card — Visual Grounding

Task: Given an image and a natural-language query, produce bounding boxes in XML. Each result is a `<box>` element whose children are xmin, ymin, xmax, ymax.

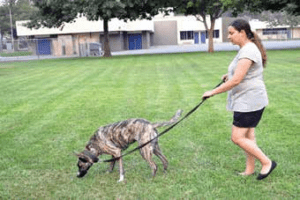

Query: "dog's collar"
<box><xmin>83</xmin><ymin>150</ymin><xmax>99</xmax><ymax>163</ymax></box>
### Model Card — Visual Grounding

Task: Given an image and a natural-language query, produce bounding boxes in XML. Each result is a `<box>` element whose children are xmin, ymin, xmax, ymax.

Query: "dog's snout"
<box><xmin>77</xmin><ymin>170</ymin><xmax>87</xmax><ymax>178</ymax></box>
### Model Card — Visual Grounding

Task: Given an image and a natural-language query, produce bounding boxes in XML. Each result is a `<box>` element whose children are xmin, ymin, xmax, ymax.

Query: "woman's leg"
<box><xmin>242</xmin><ymin>128</ymin><xmax>256</xmax><ymax>174</ymax></box>
<box><xmin>231</xmin><ymin>125</ymin><xmax>272</xmax><ymax>174</ymax></box>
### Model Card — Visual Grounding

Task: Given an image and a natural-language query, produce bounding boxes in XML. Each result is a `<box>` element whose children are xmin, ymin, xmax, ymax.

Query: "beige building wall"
<box><xmin>52</xmin><ymin>33</ymin><xmax>100</xmax><ymax>56</ymax></box>
<box><xmin>292</xmin><ymin>28</ymin><xmax>300</xmax><ymax>38</ymax></box>
<box><xmin>52</xmin><ymin>35</ymin><xmax>73</xmax><ymax>56</ymax></box>
<box><xmin>256</xmin><ymin>30</ymin><xmax>288</xmax><ymax>40</ymax></box>
<box><xmin>153</xmin><ymin>21</ymin><xmax>177</xmax><ymax>46</ymax></box>
<box><xmin>255</xmin><ymin>29</ymin><xmax>263</xmax><ymax>39</ymax></box>
<box><xmin>222</xmin><ymin>17</ymin><xmax>236</xmax><ymax>42</ymax></box>
<box><xmin>101</xmin><ymin>32</ymin><xmax>126</xmax><ymax>52</ymax></box>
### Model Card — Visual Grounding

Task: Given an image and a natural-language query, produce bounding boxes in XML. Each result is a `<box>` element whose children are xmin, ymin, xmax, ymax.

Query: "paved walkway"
<box><xmin>1</xmin><ymin>40</ymin><xmax>300</xmax><ymax>63</ymax></box>
<box><xmin>114</xmin><ymin>40</ymin><xmax>300</xmax><ymax>56</ymax></box>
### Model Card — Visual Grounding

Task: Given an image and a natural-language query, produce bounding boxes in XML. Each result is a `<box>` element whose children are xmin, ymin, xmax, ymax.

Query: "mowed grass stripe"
<box><xmin>0</xmin><ymin>61</ymin><xmax>88</xmax><ymax>112</ymax></box>
<box><xmin>0</xmin><ymin>62</ymin><xmax>99</xmax><ymax>133</ymax></box>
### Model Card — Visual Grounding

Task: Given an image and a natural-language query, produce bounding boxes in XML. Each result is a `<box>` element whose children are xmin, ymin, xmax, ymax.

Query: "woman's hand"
<box><xmin>202</xmin><ymin>90</ymin><xmax>215</xmax><ymax>100</ymax></box>
<box><xmin>202</xmin><ymin>73</ymin><xmax>229</xmax><ymax>100</ymax></box>
<box><xmin>222</xmin><ymin>74</ymin><xmax>228</xmax><ymax>82</ymax></box>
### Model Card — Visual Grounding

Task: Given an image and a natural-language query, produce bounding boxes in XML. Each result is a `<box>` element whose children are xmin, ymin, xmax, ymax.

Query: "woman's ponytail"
<box><xmin>250</xmin><ymin>32</ymin><xmax>267</xmax><ymax>68</ymax></box>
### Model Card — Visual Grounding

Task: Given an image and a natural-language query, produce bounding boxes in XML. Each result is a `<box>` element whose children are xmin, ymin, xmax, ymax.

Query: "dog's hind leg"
<box><xmin>139</xmin><ymin>145</ymin><xmax>158</xmax><ymax>177</ymax></box>
<box><xmin>153</xmin><ymin>143</ymin><xmax>168</xmax><ymax>171</ymax></box>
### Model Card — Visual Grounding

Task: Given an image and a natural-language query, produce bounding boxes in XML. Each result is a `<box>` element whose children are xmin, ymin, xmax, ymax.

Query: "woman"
<box><xmin>202</xmin><ymin>19</ymin><xmax>276</xmax><ymax>180</ymax></box>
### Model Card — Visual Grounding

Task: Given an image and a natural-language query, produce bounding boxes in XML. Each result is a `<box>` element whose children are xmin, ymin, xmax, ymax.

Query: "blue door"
<box><xmin>128</xmin><ymin>34</ymin><xmax>142</xmax><ymax>50</ymax></box>
<box><xmin>37</xmin><ymin>39</ymin><xmax>51</xmax><ymax>55</ymax></box>
<box><xmin>201</xmin><ymin>32</ymin><xmax>206</xmax><ymax>44</ymax></box>
<box><xmin>194</xmin><ymin>32</ymin><xmax>199</xmax><ymax>44</ymax></box>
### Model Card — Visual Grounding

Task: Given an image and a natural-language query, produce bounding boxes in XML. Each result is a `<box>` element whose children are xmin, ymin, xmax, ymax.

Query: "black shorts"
<box><xmin>233</xmin><ymin>108</ymin><xmax>265</xmax><ymax>128</ymax></box>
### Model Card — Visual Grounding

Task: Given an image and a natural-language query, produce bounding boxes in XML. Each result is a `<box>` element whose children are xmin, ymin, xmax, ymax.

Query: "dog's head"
<box><xmin>76</xmin><ymin>150</ymin><xmax>99</xmax><ymax>178</ymax></box>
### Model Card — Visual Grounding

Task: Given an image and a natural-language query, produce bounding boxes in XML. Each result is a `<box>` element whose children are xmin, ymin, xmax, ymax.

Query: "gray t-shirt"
<box><xmin>227</xmin><ymin>42</ymin><xmax>268</xmax><ymax>112</ymax></box>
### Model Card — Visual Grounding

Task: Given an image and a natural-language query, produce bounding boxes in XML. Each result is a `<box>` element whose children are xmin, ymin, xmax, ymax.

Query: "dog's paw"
<box><xmin>117</xmin><ymin>174</ymin><xmax>125</xmax><ymax>183</ymax></box>
<box><xmin>120</xmin><ymin>180</ymin><xmax>127</xmax><ymax>184</ymax></box>
<box><xmin>117</xmin><ymin>179</ymin><xmax>126</xmax><ymax>183</ymax></box>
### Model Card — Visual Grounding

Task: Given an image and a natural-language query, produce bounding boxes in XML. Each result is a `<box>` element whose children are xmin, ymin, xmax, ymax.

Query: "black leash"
<box><xmin>100</xmin><ymin>80</ymin><xmax>225</xmax><ymax>163</ymax></box>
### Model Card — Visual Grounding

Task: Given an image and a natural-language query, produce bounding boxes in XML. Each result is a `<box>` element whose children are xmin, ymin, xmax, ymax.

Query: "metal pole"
<box><xmin>9</xmin><ymin>6</ymin><xmax>14</xmax><ymax>52</ymax></box>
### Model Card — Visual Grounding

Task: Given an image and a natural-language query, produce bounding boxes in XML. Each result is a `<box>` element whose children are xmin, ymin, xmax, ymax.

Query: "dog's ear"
<box><xmin>74</xmin><ymin>152</ymin><xmax>89</xmax><ymax>163</ymax></box>
<box><xmin>83</xmin><ymin>150</ymin><xmax>99</xmax><ymax>163</ymax></box>
<box><xmin>79</xmin><ymin>157</ymin><xmax>88</xmax><ymax>163</ymax></box>
<box><xmin>74</xmin><ymin>151</ymin><xmax>81</xmax><ymax>158</ymax></box>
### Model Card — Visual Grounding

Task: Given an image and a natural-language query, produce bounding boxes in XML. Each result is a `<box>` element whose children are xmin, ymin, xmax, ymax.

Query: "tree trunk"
<box><xmin>103</xmin><ymin>18</ymin><xmax>112</xmax><ymax>57</ymax></box>
<box><xmin>0</xmin><ymin>29</ymin><xmax>2</xmax><ymax>51</ymax></box>
<box><xmin>208</xmin><ymin>19</ymin><xmax>215</xmax><ymax>53</ymax></box>
<box><xmin>201</xmin><ymin>15</ymin><xmax>215</xmax><ymax>53</ymax></box>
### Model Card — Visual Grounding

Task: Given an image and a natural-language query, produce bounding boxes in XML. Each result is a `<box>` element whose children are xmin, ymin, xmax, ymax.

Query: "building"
<box><xmin>16</xmin><ymin>12</ymin><xmax>234</xmax><ymax>56</ymax></box>
<box><xmin>16</xmin><ymin>15</ymin><xmax>233</xmax><ymax>57</ymax></box>
<box><xmin>153</xmin><ymin>13</ymin><xmax>235</xmax><ymax>45</ymax></box>
<box><xmin>16</xmin><ymin>13</ymin><xmax>300</xmax><ymax>56</ymax></box>
<box><xmin>16</xmin><ymin>17</ymin><xmax>154</xmax><ymax>56</ymax></box>
<box><xmin>249</xmin><ymin>19</ymin><xmax>300</xmax><ymax>40</ymax></box>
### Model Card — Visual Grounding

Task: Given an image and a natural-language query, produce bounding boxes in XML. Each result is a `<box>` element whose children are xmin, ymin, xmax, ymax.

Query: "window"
<box><xmin>263</xmin><ymin>28</ymin><xmax>287</xmax><ymax>35</ymax></box>
<box><xmin>205</xmin><ymin>30</ymin><xmax>220</xmax><ymax>39</ymax></box>
<box><xmin>180</xmin><ymin>31</ymin><xmax>194</xmax><ymax>40</ymax></box>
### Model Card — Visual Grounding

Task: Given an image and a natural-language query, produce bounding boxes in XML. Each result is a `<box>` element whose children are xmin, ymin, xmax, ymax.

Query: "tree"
<box><xmin>173</xmin><ymin>0</ymin><xmax>247</xmax><ymax>53</ymax></box>
<box><xmin>0</xmin><ymin>6</ymin><xmax>10</xmax><ymax>39</ymax></box>
<box><xmin>27</xmin><ymin>0</ymin><xmax>167</xmax><ymax>57</ymax></box>
<box><xmin>0</xmin><ymin>0</ymin><xmax>16</xmax><ymax>41</ymax></box>
<box><xmin>0</xmin><ymin>0</ymin><xmax>35</xmax><ymax>39</ymax></box>
<box><xmin>15</xmin><ymin>0</ymin><xmax>38</xmax><ymax>21</ymax></box>
<box><xmin>244</xmin><ymin>0</ymin><xmax>300</xmax><ymax>16</ymax></box>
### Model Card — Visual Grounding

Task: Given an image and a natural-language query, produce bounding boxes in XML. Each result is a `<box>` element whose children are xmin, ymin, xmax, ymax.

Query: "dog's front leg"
<box><xmin>118</xmin><ymin>157</ymin><xmax>125</xmax><ymax>183</ymax></box>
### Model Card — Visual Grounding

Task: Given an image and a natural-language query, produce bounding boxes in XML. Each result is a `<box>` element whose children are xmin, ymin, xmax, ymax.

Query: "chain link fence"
<box><xmin>0</xmin><ymin>37</ymin><xmax>104</xmax><ymax>57</ymax></box>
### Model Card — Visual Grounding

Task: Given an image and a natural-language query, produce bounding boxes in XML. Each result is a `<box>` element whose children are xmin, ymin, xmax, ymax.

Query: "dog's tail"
<box><xmin>152</xmin><ymin>109</ymin><xmax>183</xmax><ymax>128</ymax></box>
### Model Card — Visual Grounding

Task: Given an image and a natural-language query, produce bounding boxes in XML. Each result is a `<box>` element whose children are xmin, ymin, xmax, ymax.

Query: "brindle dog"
<box><xmin>76</xmin><ymin>109</ymin><xmax>182</xmax><ymax>182</ymax></box>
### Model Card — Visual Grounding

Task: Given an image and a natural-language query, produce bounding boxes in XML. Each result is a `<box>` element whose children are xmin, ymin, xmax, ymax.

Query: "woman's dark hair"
<box><xmin>230</xmin><ymin>19</ymin><xmax>267</xmax><ymax>67</ymax></box>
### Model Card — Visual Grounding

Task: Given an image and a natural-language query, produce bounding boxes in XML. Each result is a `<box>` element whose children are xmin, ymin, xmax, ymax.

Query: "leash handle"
<box><xmin>100</xmin><ymin>79</ymin><xmax>225</xmax><ymax>163</ymax></box>
<box><xmin>203</xmin><ymin>78</ymin><xmax>225</xmax><ymax>100</ymax></box>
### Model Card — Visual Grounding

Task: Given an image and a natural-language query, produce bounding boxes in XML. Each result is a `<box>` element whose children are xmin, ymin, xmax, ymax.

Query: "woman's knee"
<box><xmin>231</xmin><ymin>126</ymin><xmax>249</xmax><ymax>145</ymax></box>
<box><xmin>231</xmin><ymin>135</ymin><xmax>240</xmax><ymax>145</ymax></box>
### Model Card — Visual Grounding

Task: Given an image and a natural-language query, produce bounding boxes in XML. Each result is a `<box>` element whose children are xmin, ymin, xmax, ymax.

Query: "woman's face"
<box><xmin>228</xmin><ymin>26</ymin><xmax>242</xmax><ymax>45</ymax></box>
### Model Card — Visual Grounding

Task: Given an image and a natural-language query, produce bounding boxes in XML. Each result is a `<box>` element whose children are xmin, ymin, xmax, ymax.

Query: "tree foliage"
<box><xmin>244</xmin><ymin>0</ymin><xmax>300</xmax><ymax>16</ymax></box>
<box><xmin>0</xmin><ymin>0</ymin><xmax>36</xmax><ymax>38</ymax></box>
<box><xmin>261</xmin><ymin>11</ymin><xmax>300</xmax><ymax>28</ymax></box>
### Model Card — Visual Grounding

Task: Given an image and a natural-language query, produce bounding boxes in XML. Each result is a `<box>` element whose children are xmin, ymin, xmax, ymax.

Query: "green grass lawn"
<box><xmin>0</xmin><ymin>51</ymin><xmax>33</xmax><ymax>57</ymax></box>
<box><xmin>0</xmin><ymin>50</ymin><xmax>299</xmax><ymax>199</ymax></box>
